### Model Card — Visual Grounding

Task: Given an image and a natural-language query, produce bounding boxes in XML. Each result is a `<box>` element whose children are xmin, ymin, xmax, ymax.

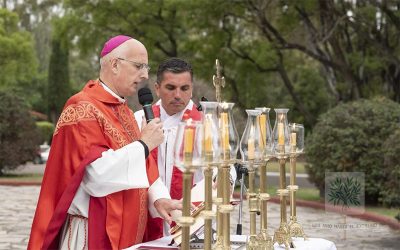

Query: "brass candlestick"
<box><xmin>246</xmin><ymin>160</ymin><xmax>259</xmax><ymax>249</ymax></box>
<box><xmin>200</xmin><ymin>102</ymin><xmax>221</xmax><ymax>250</ymax></box>
<box><xmin>272</xmin><ymin>152</ymin><xmax>293</xmax><ymax>250</ymax></box>
<box><xmin>257</xmin><ymin>161</ymin><xmax>273</xmax><ymax>250</ymax></box>
<box><xmin>272</xmin><ymin>108</ymin><xmax>293</xmax><ymax>249</ymax></box>
<box><xmin>288</xmin><ymin>152</ymin><xmax>307</xmax><ymax>239</ymax></box>
<box><xmin>213</xmin><ymin>163</ymin><xmax>225</xmax><ymax>249</ymax></box>
<box><xmin>214</xmin><ymin>154</ymin><xmax>234</xmax><ymax>250</ymax></box>
<box><xmin>213</xmin><ymin>60</ymin><xmax>226</xmax><ymax>248</ymax></box>
<box><xmin>174</xmin><ymin>121</ymin><xmax>203</xmax><ymax>249</ymax></box>
<box><xmin>179</xmin><ymin>153</ymin><xmax>196</xmax><ymax>250</ymax></box>
<box><xmin>215</xmin><ymin>102</ymin><xmax>239</xmax><ymax>250</ymax></box>
<box><xmin>201</xmin><ymin>153</ymin><xmax>216</xmax><ymax>250</ymax></box>
<box><xmin>254</xmin><ymin>107</ymin><xmax>273</xmax><ymax>249</ymax></box>
<box><xmin>288</xmin><ymin>123</ymin><xmax>306</xmax><ymax>239</ymax></box>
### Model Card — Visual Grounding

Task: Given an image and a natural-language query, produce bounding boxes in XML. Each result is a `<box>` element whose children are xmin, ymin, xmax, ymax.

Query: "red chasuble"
<box><xmin>142</xmin><ymin>103</ymin><xmax>202</xmax><ymax>242</ymax></box>
<box><xmin>28</xmin><ymin>80</ymin><xmax>159</xmax><ymax>250</ymax></box>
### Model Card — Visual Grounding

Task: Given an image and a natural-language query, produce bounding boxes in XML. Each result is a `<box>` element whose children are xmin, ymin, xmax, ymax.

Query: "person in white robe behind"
<box><xmin>135</xmin><ymin>58</ymin><xmax>236</xmax><ymax>237</ymax></box>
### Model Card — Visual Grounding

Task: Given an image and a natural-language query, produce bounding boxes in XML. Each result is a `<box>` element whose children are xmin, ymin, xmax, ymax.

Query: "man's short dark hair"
<box><xmin>156</xmin><ymin>58</ymin><xmax>193</xmax><ymax>84</ymax></box>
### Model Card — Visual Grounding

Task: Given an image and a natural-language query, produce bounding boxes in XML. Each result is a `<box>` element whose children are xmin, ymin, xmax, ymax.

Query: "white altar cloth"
<box><xmin>126</xmin><ymin>235</ymin><xmax>337</xmax><ymax>250</ymax></box>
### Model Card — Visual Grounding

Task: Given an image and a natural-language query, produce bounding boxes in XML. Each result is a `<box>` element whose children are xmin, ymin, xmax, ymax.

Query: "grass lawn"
<box><xmin>235</xmin><ymin>186</ymin><xmax>398</xmax><ymax>220</ymax></box>
<box><xmin>0</xmin><ymin>173</ymin><xmax>43</xmax><ymax>182</ymax></box>
<box><xmin>264</xmin><ymin>187</ymin><xmax>321</xmax><ymax>202</ymax></box>
<box><xmin>365</xmin><ymin>206</ymin><xmax>400</xmax><ymax>218</ymax></box>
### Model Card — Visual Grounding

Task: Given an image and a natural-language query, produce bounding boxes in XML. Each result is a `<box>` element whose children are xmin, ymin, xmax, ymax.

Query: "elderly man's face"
<box><xmin>113</xmin><ymin>42</ymin><xmax>149</xmax><ymax>97</ymax></box>
<box><xmin>155</xmin><ymin>71</ymin><xmax>193</xmax><ymax>116</ymax></box>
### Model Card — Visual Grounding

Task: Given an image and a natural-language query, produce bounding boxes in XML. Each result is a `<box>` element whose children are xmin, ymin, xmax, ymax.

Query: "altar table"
<box><xmin>126</xmin><ymin>235</ymin><xmax>337</xmax><ymax>250</ymax></box>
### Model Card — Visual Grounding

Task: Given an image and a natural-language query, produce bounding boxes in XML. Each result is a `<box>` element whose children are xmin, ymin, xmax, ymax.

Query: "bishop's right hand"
<box><xmin>140</xmin><ymin>118</ymin><xmax>164</xmax><ymax>151</ymax></box>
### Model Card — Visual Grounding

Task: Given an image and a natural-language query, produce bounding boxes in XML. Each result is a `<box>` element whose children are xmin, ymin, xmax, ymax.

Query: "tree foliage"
<box><xmin>305</xmin><ymin>97</ymin><xmax>400</xmax><ymax>206</ymax></box>
<box><xmin>381</xmin><ymin>128</ymin><xmax>400</xmax><ymax>207</ymax></box>
<box><xmin>0</xmin><ymin>90</ymin><xmax>41</xmax><ymax>174</ymax></box>
<box><xmin>2</xmin><ymin>1</ymin><xmax>400</xmax><ymax>126</ymax></box>
<box><xmin>47</xmin><ymin>23</ymin><xmax>72</xmax><ymax>123</ymax></box>
<box><xmin>36</xmin><ymin>121</ymin><xmax>55</xmax><ymax>144</ymax></box>
<box><xmin>0</xmin><ymin>8</ymin><xmax>38</xmax><ymax>94</ymax></box>
<box><xmin>58</xmin><ymin>0</ymin><xmax>400</xmax><ymax>130</ymax></box>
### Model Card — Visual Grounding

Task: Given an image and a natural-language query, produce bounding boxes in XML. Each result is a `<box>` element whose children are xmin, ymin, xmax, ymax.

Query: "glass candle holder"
<box><xmin>255</xmin><ymin>107</ymin><xmax>274</xmax><ymax>160</ymax></box>
<box><xmin>240</xmin><ymin>109</ymin><xmax>264</xmax><ymax>164</ymax></box>
<box><xmin>219</xmin><ymin>102</ymin><xmax>239</xmax><ymax>161</ymax></box>
<box><xmin>200</xmin><ymin>101</ymin><xmax>222</xmax><ymax>164</ymax></box>
<box><xmin>175</xmin><ymin>120</ymin><xmax>204</xmax><ymax>170</ymax></box>
<box><xmin>272</xmin><ymin>108</ymin><xmax>290</xmax><ymax>157</ymax></box>
<box><xmin>289</xmin><ymin>123</ymin><xmax>304</xmax><ymax>154</ymax></box>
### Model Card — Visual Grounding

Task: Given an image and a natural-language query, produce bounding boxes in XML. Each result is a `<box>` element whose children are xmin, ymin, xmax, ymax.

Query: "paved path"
<box><xmin>4</xmin><ymin>162</ymin><xmax>45</xmax><ymax>175</ymax></box>
<box><xmin>0</xmin><ymin>185</ymin><xmax>398</xmax><ymax>249</ymax></box>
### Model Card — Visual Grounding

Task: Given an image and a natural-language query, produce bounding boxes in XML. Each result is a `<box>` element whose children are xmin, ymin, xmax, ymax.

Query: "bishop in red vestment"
<box><xmin>28</xmin><ymin>36</ymin><xmax>180</xmax><ymax>250</ymax></box>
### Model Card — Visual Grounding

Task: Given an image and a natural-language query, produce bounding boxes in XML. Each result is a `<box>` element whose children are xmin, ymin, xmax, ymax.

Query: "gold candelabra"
<box><xmin>214</xmin><ymin>154</ymin><xmax>234</xmax><ymax>250</ymax></box>
<box><xmin>288</xmin><ymin>151</ymin><xmax>307</xmax><ymax>239</ymax></box>
<box><xmin>213</xmin><ymin>163</ymin><xmax>225</xmax><ymax>249</ymax></box>
<box><xmin>212</xmin><ymin>59</ymin><xmax>226</xmax><ymax>249</ymax></box>
<box><xmin>213</xmin><ymin>69</ymin><xmax>238</xmax><ymax>249</ymax></box>
<box><xmin>202</xmin><ymin>153</ymin><xmax>216</xmax><ymax>250</ymax></box>
<box><xmin>246</xmin><ymin>160</ymin><xmax>259</xmax><ymax>249</ymax></box>
<box><xmin>179</xmin><ymin>153</ymin><xmax>196</xmax><ymax>250</ymax></box>
<box><xmin>257</xmin><ymin>160</ymin><xmax>274</xmax><ymax>250</ymax></box>
<box><xmin>272</xmin><ymin>149</ymin><xmax>293</xmax><ymax>250</ymax></box>
<box><xmin>200</xmin><ymin>102</ymin><xmax>220</xmax><ymax>250</ymax></box>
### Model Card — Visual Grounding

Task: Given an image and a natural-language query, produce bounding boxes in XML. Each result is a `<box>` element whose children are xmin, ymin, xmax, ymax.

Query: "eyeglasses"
<box><xmin>117</xmin><ymin>57</ymin><xmax>150</xmax><ymax>72</ymax></box>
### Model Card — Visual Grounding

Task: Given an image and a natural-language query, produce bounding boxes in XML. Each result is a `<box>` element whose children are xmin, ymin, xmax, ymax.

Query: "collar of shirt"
<box><xmin>100</xmin><ymin>81</ymin><xmax>126</xmax><ymax>103</ymax></box>
<box><xmin>156</xmin><ymin>99</ymin><xmax>194</xmax><ymax>129</ymax></box>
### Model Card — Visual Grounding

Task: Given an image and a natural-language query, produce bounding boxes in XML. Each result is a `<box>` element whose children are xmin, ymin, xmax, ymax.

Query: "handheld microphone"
<box><xmin>197</xmin><ymin>96</ymin><xmax>209</xmax><ymax>111</ymax></box>
<box><xmin>138</xmin><ymin>87</ymin><xmax>154</xmax><ymax>123</ymax></box>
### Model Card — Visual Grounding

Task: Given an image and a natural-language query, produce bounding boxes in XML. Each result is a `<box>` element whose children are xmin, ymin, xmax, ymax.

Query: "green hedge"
<box><xmin>0</xmin><ymin>90</ymin><xmax>41</xmax><ymax>173</ymax></box>
<box><xmin>381</xmin><ymin>129</ymin><xmax>400</xmax><ymax>207</ymax></box>
<box><xmin>36</xmin><ymin>121</ymin><xmax>55</xmax><ymax>144</ymax></box>
<box><xmin>305</xmin><ymin>97</ymin><xmax>400</xmax><ymax>207</ymax></box>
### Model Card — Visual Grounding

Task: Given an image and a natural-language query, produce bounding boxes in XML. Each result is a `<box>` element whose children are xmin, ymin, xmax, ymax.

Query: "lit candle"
<box><xmin>259</xmin><ymin>114</ymin><xmax>267</xmax><ymax>149</ymax></box>
<box><xmin>221</xmin><ymin>112</ymin><xmax>229</xmax><ymax>151</ymax></box>
<box><xmin>278</xmin><ymin>121</ymin><xmax>284</xmax><ymax>146</ymax></box>
<box><xmin>204</xmin><ymin>115</ymin><xmax>213</xmax><ymax>153</ymax></box>
<box><xmin>248</xmin><ymin>138</ymin><xmax>255</xmax><ymax>160</ymax></box>
<box><xmin>184</xmin><ymin>127</ymin><xmax>194</xmax><ymax>154</ymax></box>
<box><xmin>291</xmin><ymin>132</ymin><xmax>296</xmax><ymax>147</ymax></box>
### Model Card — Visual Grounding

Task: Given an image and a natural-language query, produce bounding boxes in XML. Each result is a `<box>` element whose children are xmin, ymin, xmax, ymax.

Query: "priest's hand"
<box><xmin>154</xmin><ymin>198</ymin><xmax>182</xmax><ymax>225</ymax></box>
<box><xmin>141</xmin><ymin>118</ymin><xmax>164</xmax><ymax>151</ymax></box>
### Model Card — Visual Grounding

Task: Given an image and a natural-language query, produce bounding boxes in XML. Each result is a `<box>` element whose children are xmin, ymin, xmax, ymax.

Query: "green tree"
<box><xmin>0</xmin><ymin>8</ymin><xmax>39</xmax><ymax>95</ymax></box>
<box><xmin>0</xmin><ymin>90</ymin><xmax>41</xmax><ymax>174</ymax></box>
<box><xmin>3</xmin><ymin>0</ymin><xmax>65</xmax><ymax>114</ymax></box>
<box><xmin>47</xmin><ymin>18</ymin><xmax>72</xmax><ymax>123</ymax></box>
<box><xmin>60</xmin><ymin>0</ymin><xmax>337</xmax><ymax>129</ymax></box>
<box><xmin>61</xmin><ymin>0</ymin><xmax>400</xmax><ymax>130</ymax></box>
